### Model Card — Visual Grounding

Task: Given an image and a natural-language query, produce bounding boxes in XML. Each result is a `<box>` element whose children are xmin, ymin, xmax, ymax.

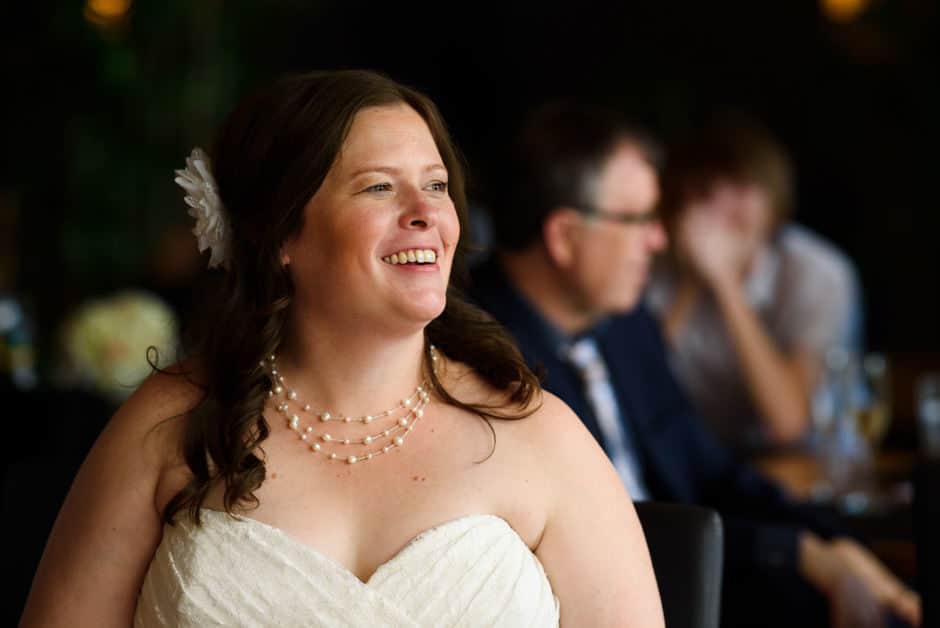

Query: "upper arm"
<box><xmin>533</xmin><ymin>393</ymin><xmax>664</xmax><ymax>628</ymax></box>
<box><xmin>787</xmin><ymin>348</ymin><xmax>822</xmax><ymax>398</ymax></box>
<box><xmin>19</xmin><ymin>371</ymin><xmax>198</xmax><ymax>627</ymax></box>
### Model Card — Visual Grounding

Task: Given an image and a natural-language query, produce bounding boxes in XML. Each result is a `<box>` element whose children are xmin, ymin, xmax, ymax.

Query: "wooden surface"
<box><xmin>754</xmin><ymin>448</ymin><xmax>915</xmax><ymax>501</ymax></box>
<box><xmin>754</xmin><ymin>447</ymin><xmax>918</xmax><ymax>581</ymax></box>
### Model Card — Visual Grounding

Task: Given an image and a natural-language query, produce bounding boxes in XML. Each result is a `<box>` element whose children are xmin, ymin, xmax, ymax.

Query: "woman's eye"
<box><xmin>427</xmin><ymin>180</ymin><xmax>448</xmax><ymax>192</ymax></box>
<box><xmin>365</xmin><ymin>182</ymin><xmax>393</xmax><ymax>193</ymax></box>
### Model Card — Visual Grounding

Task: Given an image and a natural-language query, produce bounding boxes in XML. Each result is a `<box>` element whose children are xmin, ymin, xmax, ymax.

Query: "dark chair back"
<box><xmin>915</xmin><ymin>457</ymin><xmax>939</xmax><ymax>627</ymax></box>
<box><xmin>635</xmin><ymin>501</ymin><xmax>723</xmax><ymax>628</ymax></box>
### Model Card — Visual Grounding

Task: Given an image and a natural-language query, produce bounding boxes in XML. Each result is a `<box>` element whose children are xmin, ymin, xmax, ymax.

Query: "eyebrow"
<box><xmin>349</xmin><ymin>164</ymin><xmax>447</xmax><ymax>178</ymax></box>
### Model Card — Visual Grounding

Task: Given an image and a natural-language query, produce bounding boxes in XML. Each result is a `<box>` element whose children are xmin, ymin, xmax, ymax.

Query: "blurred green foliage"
<box><xmin>13</xmin><ymin>2</ymin><xmax>331</xmax><ymax>289</ymax></box>
<box><xmin>4</xmin><ymin>0</ymin><xmax>323</xmax><ymax>374</ymax></box>
<box><xmin>57</xmin><ymin>2</ymin><xmax>253</xmax><ymax>289</ymax></box>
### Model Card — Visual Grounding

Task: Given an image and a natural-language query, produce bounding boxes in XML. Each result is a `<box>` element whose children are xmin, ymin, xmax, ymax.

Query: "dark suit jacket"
<box><xmin>467</xmin><ymin>256</ymin><xmax>841</xmax><ymax>575</ymax></box>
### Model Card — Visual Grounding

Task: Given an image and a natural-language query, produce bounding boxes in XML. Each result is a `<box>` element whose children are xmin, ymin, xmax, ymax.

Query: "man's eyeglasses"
<box><xmin>578</xmin><ymin>207</ymin><xmax>661</xmax><ymax>226</ymax></box>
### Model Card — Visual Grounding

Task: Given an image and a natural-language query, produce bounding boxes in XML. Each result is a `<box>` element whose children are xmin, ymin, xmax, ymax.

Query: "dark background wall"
<box><xmin>300</xmin><ymin>1</ymin><xmax>938</xmax><ymax>356</ymax></box>
<box><xmin>2</xmin><ymin>0</ymin><xmax>937</xmax><ymax>369</ymax></box>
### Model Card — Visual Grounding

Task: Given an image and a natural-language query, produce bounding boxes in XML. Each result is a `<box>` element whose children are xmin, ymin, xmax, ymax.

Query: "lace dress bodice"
<box><xmin>134</xmin><ymin>509</ymin><xmax>559</xmax><ymax>627</ymax></box>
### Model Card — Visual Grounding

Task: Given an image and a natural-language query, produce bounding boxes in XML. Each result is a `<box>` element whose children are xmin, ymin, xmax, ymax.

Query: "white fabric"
<box><xmin>134</xmin><ymin>509</ymin><xmax>559</xmax><ymax>627</ymax></box>
<box><xmin>646</xmin><ymin>223</ymin><xmax>859</xmax><ymax>452</ymax></box>
<box><xmin>566</xmin><ymin>337</ymin><xmax>649</xmax><ymax>500</ymax></box>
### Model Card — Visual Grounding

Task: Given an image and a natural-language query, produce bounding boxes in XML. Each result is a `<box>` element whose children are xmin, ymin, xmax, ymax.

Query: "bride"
<box><xmin>19</xmin><ymin>70</ymin><xmax>663</xmax><ymax>627</ymax></box>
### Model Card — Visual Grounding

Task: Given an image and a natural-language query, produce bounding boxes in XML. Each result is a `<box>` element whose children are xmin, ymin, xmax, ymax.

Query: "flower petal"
<box><xmin>175</xmin><ymin>146</ymin><xmax>231</xmax><ymax>270</ymax></box>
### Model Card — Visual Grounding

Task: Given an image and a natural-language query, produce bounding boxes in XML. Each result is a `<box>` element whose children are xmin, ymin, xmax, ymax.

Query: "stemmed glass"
<box><xmin>855</xmin><ymin>353</ymin><xmax>892</xmax><ymax>450</ymax></box>
<box><xmin>916</xmin><ymin>372</ymin><xmax>940</xmax><ymax>458</ymax></box>
<box><xmin>810</xmin><ymin>348</ymin><xmax>889</xmax><ymax>512</ymax></box>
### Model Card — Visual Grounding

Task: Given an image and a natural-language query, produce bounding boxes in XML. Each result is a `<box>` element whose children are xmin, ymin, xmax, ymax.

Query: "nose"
<box><xmin>398</xmin><ymin>186</ymin><xmax>438</xmax><ymax>230</ymax></box>
<box><xmin>647</xmin><ymin>218</ymin><xmax>668</xmax><ymax>252</ymax></box>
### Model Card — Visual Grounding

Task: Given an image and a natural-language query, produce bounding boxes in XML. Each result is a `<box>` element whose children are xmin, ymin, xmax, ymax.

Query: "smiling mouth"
<box><xmin>382</xmin><ymin>249</ymin><xmax>437</xmax><ymax>265</ymax></box>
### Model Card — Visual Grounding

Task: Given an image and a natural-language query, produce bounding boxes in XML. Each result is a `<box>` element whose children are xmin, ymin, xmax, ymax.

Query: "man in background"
<box><xmin>468</xmin><ymin>102</ymin><xmax>920</xmax><ymax>628</ymax></box>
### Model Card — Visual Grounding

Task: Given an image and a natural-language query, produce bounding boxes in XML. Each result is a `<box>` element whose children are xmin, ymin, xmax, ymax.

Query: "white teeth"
<box><xmin>383</xmin><ymin>249</ymin><xmax>437</xmax><ymax>265</ymax></box>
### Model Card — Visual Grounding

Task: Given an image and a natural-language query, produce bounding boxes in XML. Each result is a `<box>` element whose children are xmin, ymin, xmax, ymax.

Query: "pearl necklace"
<box><xmin>263</xmin><ymin>346</ymin><xmax>438</xmax><ymax>464</ymax></box>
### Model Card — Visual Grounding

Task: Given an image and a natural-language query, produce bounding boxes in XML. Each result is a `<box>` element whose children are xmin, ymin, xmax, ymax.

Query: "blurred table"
<box><xmin>755</xmin><ymin>448</ymin><xmax>915</xmax><ymax>501</ymax></box>
<box><xmin>755</xmin><ymin>447</ymin><xmax>917</xmax><ymax>581</ymax></box>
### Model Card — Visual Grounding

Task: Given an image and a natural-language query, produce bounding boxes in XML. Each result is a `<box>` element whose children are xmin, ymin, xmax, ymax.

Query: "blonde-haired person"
<box><xmin>647</xmin><ymin>116</ymin><xmax>862</xmax><ymax>454</ymax></box>
<box><xmin>19</xmin><ymin>70</ymin><xmax>662</xmax><ymax>627</ymax></box>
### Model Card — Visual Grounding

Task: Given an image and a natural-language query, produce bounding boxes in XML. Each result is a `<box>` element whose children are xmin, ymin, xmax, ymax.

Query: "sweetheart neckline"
<box><xmin>189</xmin><ymin>509</ymin><xmax>526</xmax><ymax>586</ymax></box>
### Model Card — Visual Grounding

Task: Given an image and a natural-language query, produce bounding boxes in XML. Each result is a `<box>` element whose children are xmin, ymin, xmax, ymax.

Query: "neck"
<box><xmin>499</xmin><ymin>246</ymin><xmax>599</xmax><ymax>336</ymax></box>
<box><xmin>276</xmin><ymin>312</ymin><xmax>429</xmax><ymax>416</ymax></box>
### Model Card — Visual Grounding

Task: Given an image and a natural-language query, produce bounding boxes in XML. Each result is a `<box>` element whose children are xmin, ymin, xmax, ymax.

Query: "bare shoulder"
<box><xmin>96</xmin><ymin>360</ymin><xmax>207</xmax><ymax>491</ymax></box>
<box><xmin>534</xmin><ymin>388</ymin><xmax>664</xmax><ymax>626</ymax></box>
<box><xmin>440</xmin><ymin>358</ymin><xmax>594</xmax><ymax>454</ymax></box>
<box><xmin>481</xmin><ymin>387</ymin><xmax>661</xmax><ymax>624</ymax></box>
<box><xmin>516</xmin><ymin>390</ymin><xmax>607</xmax><ymax>462</ymax></box>
<box><xmin>109</xmin><ymin>361</ymin><xmax>204</xmax><ymax>445</ymax></box>
<box><xmin>121</xmin><ymin>361</ymin><xmax>205</xmax><ymax>421</ymax></box>
<box><xmin>523</xmin><ymin>390</ymin><xmax>587</xmax><ymax>434</ymax></box>
<box><xmin>438</xmin><ymin>357</ymin><xmax>546</xmax><ymax>423</ymax></box>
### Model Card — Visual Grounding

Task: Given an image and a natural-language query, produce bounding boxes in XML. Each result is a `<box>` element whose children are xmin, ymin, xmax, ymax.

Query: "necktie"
<box><xmin>566</xmin><ymin>336</ymin><xmax>648</xmax><ymax>500</ymax></box>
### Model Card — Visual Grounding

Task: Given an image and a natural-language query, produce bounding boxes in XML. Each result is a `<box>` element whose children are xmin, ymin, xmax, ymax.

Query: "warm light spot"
<box><xmin>84</xmin><ymin>0</ymin><xmax>132</xmax><ymax>25</ymax></box>
<box><xmin>821</xmin><ymin>0</ymin><xmax>868</xmax><ymax>22</ymax></box>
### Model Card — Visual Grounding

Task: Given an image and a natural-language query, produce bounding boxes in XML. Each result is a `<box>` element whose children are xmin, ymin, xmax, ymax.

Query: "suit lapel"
<box><xmin>599</xmin><ymin>311</ymin><xmax>699</xmax><ymax>503</ymax></box>
<box><xmin>468</xmin><ymin>259</ymin><xmax>606</xmax><ymax>447</ymax></box>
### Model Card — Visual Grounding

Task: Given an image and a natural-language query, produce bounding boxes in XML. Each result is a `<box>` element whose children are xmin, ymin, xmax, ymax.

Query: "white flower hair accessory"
<box><xmin>174</xmin><ymin>147</ymin><xmax>231</xmax><ymax>269</ymax></box>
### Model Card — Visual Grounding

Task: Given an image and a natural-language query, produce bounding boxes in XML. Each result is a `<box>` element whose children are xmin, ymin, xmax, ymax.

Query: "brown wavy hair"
<box><xmin>165</xmin><ymin>69</ymin><xmax>540</xmax><ymax>525</ymax></box>
<box><xmin>657</xmin><ymin>114</ymin><xmax>794</xmax><ymax>236</ymax></box>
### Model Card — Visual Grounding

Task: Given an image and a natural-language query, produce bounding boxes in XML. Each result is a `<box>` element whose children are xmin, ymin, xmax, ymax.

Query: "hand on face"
<box><xmin>676</xmin><ymin>201</ymin><xmax>750</xmax><ymax>287</ymax></box>
<box><xmin>675</xmin><ymin>181</ymin><xmax>771</xmax><ymax>288</ymax></box>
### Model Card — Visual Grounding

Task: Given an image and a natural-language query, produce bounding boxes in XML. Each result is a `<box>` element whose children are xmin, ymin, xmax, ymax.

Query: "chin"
<box><xmin>399</xmin><ymin>294</ymin><xmax>448</xmax><ymax>325</ymax></box>
<box><xmin>606</xmin><ymin>293</ymin><xmax>642</xmax><ymax>315</ymax></box>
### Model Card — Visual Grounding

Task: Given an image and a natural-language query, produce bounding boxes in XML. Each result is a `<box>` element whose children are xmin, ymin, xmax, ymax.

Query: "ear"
<box><xmin>279</xmin><ymin>247</ymin><xmax>291</xmax><ymax>266</ymax></box>
<box><xmin>542</xmin><ymin>208</ymin><xmax>583</xmax><ymax>269</ymax></box>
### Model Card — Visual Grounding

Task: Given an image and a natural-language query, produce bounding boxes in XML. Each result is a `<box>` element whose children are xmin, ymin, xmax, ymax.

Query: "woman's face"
<box><xmin>283</xmin><ymin>104</ymin><xmax>460</xmax><ymax>333</ymax></box>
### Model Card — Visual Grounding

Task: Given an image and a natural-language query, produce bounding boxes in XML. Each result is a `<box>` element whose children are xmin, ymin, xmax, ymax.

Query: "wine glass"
<box><xmin>811</xmin><ymin>348</ymin><xmax>864</xmax><ymax>499</ymax></box>
<box><xmin>810</xmin><ymin>347</ymin><xmax>880</xmax><ymax>510</ymax></box>
<box><xmin>916</xmin><ymin>371</ymin><xmax>940</xmax><ymax>458</ymax></box>
<box><xmin>854</xmin><ymin>353</ymin><xmax>892</xmax><ymax>449</ymax></box>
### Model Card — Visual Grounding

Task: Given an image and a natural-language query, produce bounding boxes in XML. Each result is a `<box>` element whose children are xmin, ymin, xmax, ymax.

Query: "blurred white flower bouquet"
<box><xmin>59</xmin><ymin>290</ymin><xmax>179</xmax><ymax>403</ymax></box>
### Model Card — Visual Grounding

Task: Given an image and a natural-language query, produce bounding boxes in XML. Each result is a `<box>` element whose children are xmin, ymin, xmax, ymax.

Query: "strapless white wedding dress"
<box><xmin>134</xmin><ymin>509</ymin><xmax>559</xmax><ymax>627</ymax></box>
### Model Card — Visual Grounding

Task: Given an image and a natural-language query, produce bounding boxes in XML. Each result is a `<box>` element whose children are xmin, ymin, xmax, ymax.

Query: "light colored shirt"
<box><xmin>645</xmin><ymin>223</ymin><xmax>861</xmax><ymax>453</ymax></box>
